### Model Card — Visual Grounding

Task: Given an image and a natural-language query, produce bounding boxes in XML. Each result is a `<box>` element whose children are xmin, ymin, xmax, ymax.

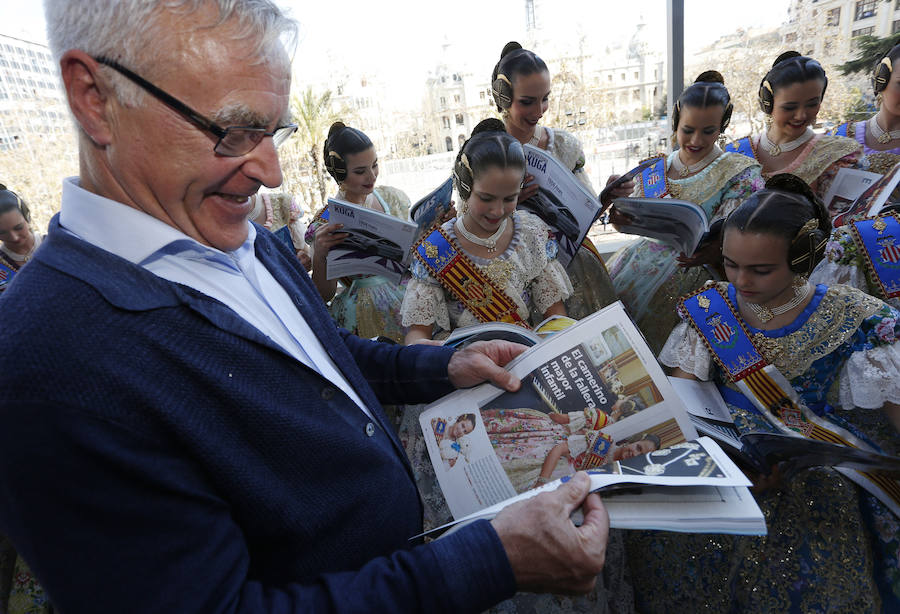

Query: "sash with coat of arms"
<box><xmin>680</xmin><ymin>283</ymin><xmax>900</xmax><ymax>516</ymax></box>
<box><xmin>413</xmin><ymin>226</ymin><xmax>526</xmax><ymax>326</ymax></box>
<box><xmin>724</xmin><ymin>136</ymin><xmax>757</xmax><ymax>161</ymax></box>
<box><xmin>848</xmin><ymin>213</ymin><xmax>900</xmax><ymax>299</ymax></box>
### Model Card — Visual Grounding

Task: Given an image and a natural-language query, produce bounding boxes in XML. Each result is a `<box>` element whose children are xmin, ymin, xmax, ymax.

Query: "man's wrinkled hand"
<box><xmin>491</xmin><ymin>472</ymin><xmax>609</xmax><ymax>594</ymax></box>
<box><xmin>447</xmin><ymin>340</ymin><xmax>526</xmax><ymax>392</ymax></box>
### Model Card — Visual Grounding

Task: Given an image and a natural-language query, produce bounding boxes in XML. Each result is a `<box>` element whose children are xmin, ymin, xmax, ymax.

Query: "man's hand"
<box><xmin>447</xmin><ymin>340</ymin><xmax>526</xmax><ymax>392</ymax></box>
<box><xmin>491</xmin><ymin>472</ymin><xmax>609</xmax><ymax>594</ymax></box>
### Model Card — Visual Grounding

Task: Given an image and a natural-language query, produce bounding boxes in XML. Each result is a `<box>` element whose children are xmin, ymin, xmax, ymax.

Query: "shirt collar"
<box><xmin>58</xmin><ymin>176</ymin><xmax>256</xmax><ymax>266</ymax></box>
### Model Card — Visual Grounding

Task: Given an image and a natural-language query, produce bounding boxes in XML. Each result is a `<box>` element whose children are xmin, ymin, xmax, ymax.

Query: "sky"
<box><xmin>0</xmin><ymin>0</ymin><xmax>792</xmax><ymax>109</ymax></box>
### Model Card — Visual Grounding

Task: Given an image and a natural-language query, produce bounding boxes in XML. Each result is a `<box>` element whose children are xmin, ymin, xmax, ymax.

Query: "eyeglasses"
<box><xmin>93</xmin><ymin>56</ymin><xmax>298</xmax><ymax>157</ymax></box>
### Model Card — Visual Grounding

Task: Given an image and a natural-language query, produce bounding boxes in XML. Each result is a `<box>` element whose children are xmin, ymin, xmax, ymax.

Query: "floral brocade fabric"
<box><xmin>634</xmin><ymin>283</ymin><xmax>900</xmax><ymax>613</ymax></box>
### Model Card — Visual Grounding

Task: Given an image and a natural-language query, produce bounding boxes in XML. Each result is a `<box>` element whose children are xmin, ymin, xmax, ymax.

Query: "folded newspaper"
<box><xmin>418</xmin><ymin>302</ymin><xmax>765</xmax><ymax>535</ymax></box>
<box><xmin>521</xmin><ymin>144</ymin><xmax>602</xmax><ymax>267</ymax></box>
<box><xmin>611</xmin><ymin>197</ymin><xmax>709</xmax><ymax>255</ymax></box>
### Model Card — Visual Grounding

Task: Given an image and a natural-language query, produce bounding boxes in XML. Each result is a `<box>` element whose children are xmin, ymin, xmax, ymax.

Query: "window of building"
<box><xmin>784</xmin><ymin>32</ymin><xmax>798</xmax><ymax>43</ymax></box>
<box><xmin>440</xmin><ymin>96</ymin><xmax>446</xmax><ymax>107</ymax></box>
<box><xmin>633</xmin><ymin>71</ymin><xmax>639</xmax><ymax>80</ymax></box>
<box><xmin>855</xmin><ymin>0</ymin><xmax>876</xmax><ymax>21</ymax></box>
<box><xmin>620</xmin><ymin>72</ymin><xmax>625</xmax><ymax>81</ymax></box>
<box><xmin>852</xmin><ymin>26</ymin><xmax>875</xmax><ymax>37</ymax></box>
<box><xmin>608</xmin><ymin>74</ymin><xmax>613</xmax><ymax>82</ymax></box>
<box><xmin>442</xmin><ymin>116</ymin><xmax>450</xmax><ymax>129</ymax></box>
<box><xmin>827</xmin><ymin>7</ymin><xmax>840</xmax><ymax>26</ymax></box>
<box><xmin>894</xmin><ymin>19</ymin><xmax>900</xmax><ymax>33</ymax></box>
<box><xmin>633</xmin><ymin>88</ymin><xmax>640</xmax><ymax>101</ymax></box>
<box><xmin>479</xmin><ymin>90</ymin><xmax>485</xmax><ymax>99</ymax></box>
<box><xmin>454</xmin><ymin>94</ymin><xmax>460</xmax><ymax>103</ymax></box>
<box><xmin>458</xmin><ymin>134</ymin><xmax>465</xmax><ymax>147</ymax></box>
<box><xmin>455</xmin><ymin>113</ymin><xmax>464</xmax><ymax>125</ymax></box>
<box><xmin>445</xmin><ymin>136</ymin><xmax>453</xmax><ymax>151</ymax></box>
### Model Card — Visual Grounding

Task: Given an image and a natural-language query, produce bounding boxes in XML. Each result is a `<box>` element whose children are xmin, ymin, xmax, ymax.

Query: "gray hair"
<box><xmin>44</xmin><ymin>0</ymin><xmax>297</xmax><ymax>106</ymax></box>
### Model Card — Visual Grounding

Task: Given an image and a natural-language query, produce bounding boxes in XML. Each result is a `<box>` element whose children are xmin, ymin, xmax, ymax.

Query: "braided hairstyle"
<box><xmin>671</xmin><ymin>70</ymin><xmax>733</xmax><ymax>133</ymax></box>
<box><xmin>453</xmin><ymin>118</ymin><xmax>526</xmax><ymax>202</ymax></box>
<box><xmin>723</xmin><ymin>174</ymin><xmax>830</xmax><ymax>277</ymax></box>
<box><xmin>873</xmin><ymin>44</ymin><xmax>900</xmax><ymax>95</ymax></box>
<box><xmin>322</xmin><ymin>122</ymin><xmax>373</xmax><ymax>184</ymax></box>
<box><xmin>758</xmin><ymin>51</ymin><xmax>828</xmax><ymax>114</ymax></box>
<box><xmin>491</xmin><ymin>41</ymin><xmax>549</xmax><ymax>112</ymax></box>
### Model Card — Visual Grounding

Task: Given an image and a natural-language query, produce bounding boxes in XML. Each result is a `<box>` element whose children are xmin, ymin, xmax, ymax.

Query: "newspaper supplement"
<box><xmin>425</xmin><ymin>437</ymin><xmax>765</xmax><ymax>536</ymax></box>
<box><xmin>325</xmin><ymin>198</ymin><xmax>418</xmax><ymax>282</ymax></box>
<box><xmin>420</xmin><ymin>302</ymin><xmax>698</xmax><ymax>519</ymax></box>
<box><xmin>521</xmin><ymin>144</ymin><xmax>602</xmax><ymax>267</ymax></box>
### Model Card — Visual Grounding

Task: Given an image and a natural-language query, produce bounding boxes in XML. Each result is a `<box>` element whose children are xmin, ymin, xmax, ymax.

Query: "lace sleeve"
<box><xmin>837</xmin><ymin>344</ymin><xmax>900</xmax><ymax>409</ymax></box>
<box><xmin>399</xmin><ymin>263</ymin><xmax>451</xmax><ymax>331</ymax></box>
<box><xmin>530</xmin><ymin>256</ymin><xmax>573</xmax><ymax>316</ymax></box>
<box><xmin>657</xmin><ymin>321</ymin><xmax>714</xmax><ymax>380</ymax></box>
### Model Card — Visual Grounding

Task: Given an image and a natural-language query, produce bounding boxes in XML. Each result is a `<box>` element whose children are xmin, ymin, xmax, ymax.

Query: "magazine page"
<box><xmin>521</xmin><ymin>144</ymin><xmax>602</xmax><ymax>267</ymax></box>
<box><xmin>820</xmin><ymin>168</ymin><xmax>881</xmax><ymax>219</ymax></box>
<box><xmin>420</xmin><ymin>302</ymin><xmax>698</xmax><ymax>520</ymax></box>
<box><xmin>409</xmin><ymin>177</ymin><xmax>454</xmax><ymax>242</ymax></box>
<box><xmin>832</xmin><ymin>162</ymin><xmax>900</xmax><ymax>226</ymax></box>
<box><xmin>667</xmin><ymin>376</ymin><xmax>732</xmax><ymax>423</ymax></box>
<box><xmin>611</xmin><ymin>197</ymin><xmax>709</xmax><ymax>255</ymax></box>
<box><xmin>426</xmin><ymin>437</ymin><xmax>765</xmax><ymax>536</ymax></box>
<box><xmin>325</xmin><ymin>198</ymin><xmax>418</xmax><ymax>282</ymax></box>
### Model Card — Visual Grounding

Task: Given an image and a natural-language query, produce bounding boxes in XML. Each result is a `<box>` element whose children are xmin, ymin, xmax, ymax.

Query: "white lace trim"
<box><xmin>657</xmin><ymin>321</ymin><xmax>714</xmax><ymax>380</ymax></box>
<box><xmin>837</xmin><ymin>344</ymin><xmax>900</xmax><ymax>409</ymax></box>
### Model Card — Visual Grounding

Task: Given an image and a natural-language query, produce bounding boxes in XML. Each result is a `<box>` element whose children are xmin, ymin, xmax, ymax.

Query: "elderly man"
<box><xmin>0</xmin><ymin>1</ymin><xmax>609</xmax><ymax>612</ymax></box>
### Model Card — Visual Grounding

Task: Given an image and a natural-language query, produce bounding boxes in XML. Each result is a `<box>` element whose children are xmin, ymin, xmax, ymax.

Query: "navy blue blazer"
<box><xmin>0</xmin><ymin>217</ymin><xmax>515</xmax><ymax>613</ymax></box>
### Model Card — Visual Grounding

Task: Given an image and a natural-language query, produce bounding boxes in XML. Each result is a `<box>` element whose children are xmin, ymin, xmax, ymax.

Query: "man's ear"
<box><xmin>59</xmin><ymin>50</ymin><xmax>115</xmax><ymax>146</ymax></box>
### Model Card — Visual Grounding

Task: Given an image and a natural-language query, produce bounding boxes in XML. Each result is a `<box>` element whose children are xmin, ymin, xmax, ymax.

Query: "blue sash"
<box><xmin>850</xmin><ymin>213</ymin><xmax>900</xmax><ymax>299</ymax></box>
<box><xmin>724</xmin><ymin>136</ymin><xmax>755</xmax><ymax>160</ymax></box>
<box><xmin>829</xmin><ymin>122</ymin><xmax>850</xmax><ymax>138</ymax></box>
<box><xmin>0</xmin><ymin>259</ymin><xmax>17</xmax><ymax>290</ymax></box>
<box><xmin>639</xmin><ymin>155</ymin><xmax>668</xmax><ymax>198</ymax></box>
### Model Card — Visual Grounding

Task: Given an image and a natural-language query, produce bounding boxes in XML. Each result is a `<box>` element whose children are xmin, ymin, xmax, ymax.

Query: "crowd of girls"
<box><xmin>4</xmin><ymin>39</ymin><xmax>900</xmax><ymax>614</ymax></box>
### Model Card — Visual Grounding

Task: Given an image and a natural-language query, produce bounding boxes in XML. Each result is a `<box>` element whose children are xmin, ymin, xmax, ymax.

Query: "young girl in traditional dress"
<box><xmin>401</xmin><ymin>119</ymin><xmax>572</xmax><ymax>343</ymax></box>
<box><xmin>490</xmin><ymin>42</ymin><xmax>617</xmax><ymax>320</ymax></box>
<box><xmin>607</xmin><ymin>72</ymin><xmax>763</xmax><ymax>353</ymax></box>
<box><xmin>306</xmin><ymin>122</ymin><xmax>411</xmax><ymax>342</ymax></box>
<box><xmin>627</xmin><ymin>174</ymin><xmax>900</xmax><ymax>613</ymax></box>
<box><xmin>726</xmin><ymin>52</ymin><xmax>862</xmax><ymax>218</ymax></box>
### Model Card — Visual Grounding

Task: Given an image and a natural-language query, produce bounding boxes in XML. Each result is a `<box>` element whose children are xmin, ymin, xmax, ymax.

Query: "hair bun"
<box><xmin>501</xmin><ymin>41</ymin><xmax>523</xmax><ymax>60</ymax></box>
<box><xmin>327</xmin><ymin>121</ymin><xmax>346</xmax><ymax>138</ymax></box>
<box><xmin>694</xmin><ymin>70</ymin><xmax>724</xmax><ymax>85</ymax></box>
<box><xmin>766</xmin><ymin>173</ymin><xmax>829</xmax><ymax>231</ymax></box>
<box><xmin>773</xmin><ymin>51</ymin><xmax>801</xmax><ymax>67</ymax></box>
<box><xmin>471</xmin><ymin>118</ymin><xmax>507</xmax><ymax>136</ymax></box>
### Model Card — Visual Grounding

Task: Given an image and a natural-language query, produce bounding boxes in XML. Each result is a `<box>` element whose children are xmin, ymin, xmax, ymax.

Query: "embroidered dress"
<box><xmin>400</xmin><ymin>210</ymin><xmax>572</xmax><ymax>333</ymax></box>
<box><xmin>832</xmin><ymin>119</ymin><xmax>900</xmax><ymax>175</ymax></box>
<box><xmin>305</xmin><ymin>186</ymin><xmax>410</xmax><ymax>342</ymax></box>
<box><xmin>542</xmin><ymin>127</ymin><xmax>618</xmax><ymax>319</ymax></box>
<box><xmin>626</xmin><ymin>282</ymin><xmax>900</xmax><ymax>613</ymax></box>
<box><xmin>606</xmin><ymin>152</ymin><xmax>763</xmax><ymax>353</ymax></box>
<box><xmin>812</xmin><ymin>222</ymin><xmax>900</xmax><ymax>311</ymax></box>
<box><xmin>730</xmin><ymin>133</ymin><xmax>862</xmax><ymax>218</ymax></box>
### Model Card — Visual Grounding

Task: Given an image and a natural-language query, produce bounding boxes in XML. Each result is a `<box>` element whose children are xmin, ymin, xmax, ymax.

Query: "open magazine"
<box><xmin>597</xmin><ymin>158</ymin><xmax>658</xmax><ymax>207</ymax></box>
<box><xmin>611</xmin><ymin>197</ymin><xmax>709</xmax><ymax>255</ymax></box>
<box><xmin>821</xmin><ymin>168</ymin><xmax>881</xmax><ymax>220</ymax></box>
<box><xmin>521</xmin><ymin>144</ymin><xmax>602</xmax><ymax>267</ymax></box>
<box><xmin>418</xmin><ymin>302</ymin><xmax>764</xmax><ymax>533</ymax></box>
<box><xmin>427</xmin><ymin>437</ymin><xmax>764</xmax><ymax>537</ymax></box>
<box><xmin>671</xmin><ymin>377</ymin><xmax>900</xmax><ymax>477</ymax></box>
<box><xmin>831</xmin><ymin>162</ymin><xmax>900</xmax><ymax>227</ymax></box>
<box><xmin>324</xmin><ymin>179</ymin><xmax>455</xmax><ymax>282</ymax></box>
<box><xmin>325</xmin><ymin>198</ymin><xmax>418</xmax><ymax>282</ymax></box>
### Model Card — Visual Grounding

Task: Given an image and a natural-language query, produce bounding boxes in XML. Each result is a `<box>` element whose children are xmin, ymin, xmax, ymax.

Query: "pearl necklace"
<box><xmin>744</xmin><ymin>281</ymin><xmax>811</xmax><ymax>324</ymax></box>
<box><xmin>760</xmin><ymin>127</ymin><xmax>814</xmax><ymax>156</ymax></box>
<box><xmin>670</xmin><ymin>146</ymin><xmax>722</xmax><ymax>178</ymax></box>
<box><xmin>528</xmin><ymin>125</ymin><xmax>543</xmax><ymax>146</ymax></box>
<box><xmin>867</xmin><ymin>116</ymin><xmax>900</xmax><ymax>145</ymax></box>
<box><xmin>455</xmin><ymin>215</ymin><xmax>508</xmax><ymax>252</ymax></box>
